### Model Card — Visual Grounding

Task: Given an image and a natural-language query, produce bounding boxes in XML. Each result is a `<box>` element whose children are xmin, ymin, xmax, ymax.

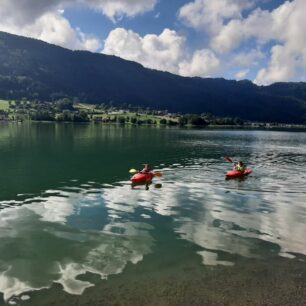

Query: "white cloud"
<box><xmin>0</xmin><ymin>12</ymin><xmax>101</xmax><ymax>52</ymax></box>
<box><xmin>0</xmin><ymin>0</ymin><xmax>157</xmax><ymax>51</ymax></box>
<box><xmin>254</xmin><ymin>0</ymin><xmax>306</xmax><ymax>84</ymax></box>
<box><xmin>255</xmin><ymin>44</ymin><xmax>304</xmax><ymax>85</ymax></box>
<box><xmin>232</xmin><ymin>49</ymin><xmax>265</xmax><ymax>67</ymax></box>
<box><xmin>0</xmin><ymin>0</ymin><xmax>63</xmax><ymax>27</ymax></box>
<box><xmin>178</xmin><ymin>0</ymin><xmax>254</xmax><ymax>34</ymax></box>
<box><xmin>0</xmin><ymin>0</ymin><xmax>157</xmax><ymax>25</ymax></box>
<box><xmin>179</xmin><ymin>49</ymin><xmax>220</xmax><ymax>77</ymax></box>
<box><xmin>103</xmin><ymin>28</ymin><xmax>185</xmax><ymax>73</ymax></box>
<box><xmin>235</xmin><ymin>69</ymin><xmax>249</xmax><ymax>79</ymax></box>
<box><xmin>211</xmin><ymin>7</ymin><xmax>276</xmax><ymax>53</ymax></box>
<box><xmin>209</xmin><ymin>0</ymin><xmax>306</xmax><ymax>84</ymax></box>
<box><xmin>85</xmin><ymin>0</ymin><xmax>157</xmax><ymax>21</ymax></box>
<box><xmin>179</xmin><ymin>0</ymin><xmax>306</xmax><ymax>84</ymax></box>
<box><xmin>103</xmin><ymin>27</ymin><xmax>221</xmax><ymax>78</ymax></box>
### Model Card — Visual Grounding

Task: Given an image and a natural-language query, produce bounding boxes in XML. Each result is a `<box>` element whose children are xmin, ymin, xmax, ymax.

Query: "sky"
<box><xmin>0</xmin><ymin>0</ymin><xmax>305</xmax><ymax>85</ymax></box>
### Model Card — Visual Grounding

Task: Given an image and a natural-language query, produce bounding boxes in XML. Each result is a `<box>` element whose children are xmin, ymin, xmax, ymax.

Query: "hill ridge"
<box><xmin>0</xmin><ymin>31</ymin><xmax>306</xmax><ymax>123</ymax></box>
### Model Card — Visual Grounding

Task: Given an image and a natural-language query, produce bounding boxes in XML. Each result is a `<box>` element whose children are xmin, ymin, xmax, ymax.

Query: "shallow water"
<box><xmin>0</xmin><ymin>123</ymin><xmax>305</xmax><ymax>305</ymax></box>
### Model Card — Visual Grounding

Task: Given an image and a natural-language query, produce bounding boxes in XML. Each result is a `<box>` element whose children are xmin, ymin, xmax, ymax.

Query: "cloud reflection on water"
<box><xmin>0</xmin><ymin>129</ymin><xmax>306</xmax><ymax>302</ymax></box>
<box><xmin>0</xmin><ymin>188</ymin><xmax>154</xmax><ymax>302</ymax></box>
<box><xmin>102</xmin><ymin>166</ymin><xmax>306</xmax><ymax>265</ymax></box>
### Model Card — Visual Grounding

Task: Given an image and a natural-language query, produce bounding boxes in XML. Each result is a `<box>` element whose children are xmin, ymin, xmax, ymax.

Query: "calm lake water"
<box><xmin>0</xmin><ymin>123</ymin><xmax>305</xmax><ymax>305</ymax></box>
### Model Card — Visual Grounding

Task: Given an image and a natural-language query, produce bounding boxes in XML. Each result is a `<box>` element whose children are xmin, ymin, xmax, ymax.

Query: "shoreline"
<box><xmin>3</xmin><ymin>120</ymin><xmax>306</xmax><ymax>131</ymax></box>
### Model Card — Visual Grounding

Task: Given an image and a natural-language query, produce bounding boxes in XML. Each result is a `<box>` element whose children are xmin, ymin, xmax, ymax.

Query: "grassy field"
<box><xmin>74</xmin><ymin>103</ymin><xmax>96</xmax><ymax>111</ymax></box>
<box><xmin>0</xmin><ymin>100</ymin><xmax>10</xmax><ymax>111</ymax></box>
<box><xmin>90</xmin><ymin>111</ymin><xmax>178</xmax><ymax>124</ymax></box>
<box><xmin>0</xmin><ymin>100</ymin><xmax>179</xmax><ymax>124</ymax></box>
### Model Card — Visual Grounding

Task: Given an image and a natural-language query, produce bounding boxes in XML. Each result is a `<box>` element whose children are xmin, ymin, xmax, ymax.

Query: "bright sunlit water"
<box><xmin>0</xmin><ymin>123</ymin><xmax>305</xmax><ymax>305</ymax></box>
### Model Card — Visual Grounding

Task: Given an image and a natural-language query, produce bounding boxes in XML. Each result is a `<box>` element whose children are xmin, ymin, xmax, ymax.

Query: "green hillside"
<box><xmin>0</xmin><ymin>31</ymin><xmax>306</xmax><ymax>123</ymax></box>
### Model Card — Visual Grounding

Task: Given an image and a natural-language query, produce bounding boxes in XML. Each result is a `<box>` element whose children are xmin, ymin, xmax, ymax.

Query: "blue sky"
<box><xmin>64</xmin><ymin>0</ymin><xmax>285</xmax><ymax>38</ymax></box>
<box><xmin>65</xmin><ymin>0</ymin><xmax>188</xmax><ymax>38</ymax></box>
<box><xmin>0</xmin><ymin>0</ymin><xmax>305</xmax><ymax>85</ymax></box>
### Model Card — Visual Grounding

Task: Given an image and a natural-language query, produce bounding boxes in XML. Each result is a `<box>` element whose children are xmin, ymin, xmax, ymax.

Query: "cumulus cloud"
<box><xmin>235</xmin><ymin>69</ymin><xmax>249</xmax><ymax>79</ymax></box>
<box><xmin>0</xmin><ymin>0</ymin><xmax>157</xmax><ymax>51</ymax></box>
<box><xmin>179</xmin><ymin>49</ymin><xmax>220</xmax><ymax>77</ymax></box>
<box><xmin>103</xmin><ymin>28</ymin><xmax>220</xmax><ymax>77</ymax></box>
<box><xmin>85</xmin><ymin>0</ymin><xmax>157</xmax><ymax>21</ymax></box>
<box><xmin>0</xmin><ymin>0</ymin><xmax>157</xmax><ymax>24</ymax></box>
<box><xmin>103</xmin><ymin>28</ymin><xmax>185</xmax><ymax>73</ymax></box>
<box><xmin>0</xmin><ymin>0</ymin><xmax>63</xmax><ymax>27</ymax></box>
<box><xmin>255</xmin><ymin>44</ymin><xmax>305</xmax><ymax>85</ymax></box>
<box><xmin>178</xmin><ymin>0</ymin><xmax>254</xmax><ymax>34</ymax></box>
<box><xmin>232</xmin><ymin>49</ymin><xmax>265</xmax><ymax>67</ymax></box>
<box><xmin>211</xmin><ymin>7</ymin><xmax>277</xmax><ymax>53</ymax></box>
<box><xmin>179</xmin><ymin>0</ymin><xmax>306</xmax><ymax>84</ymax></box>
<box><xmin>254</xmin><ymin>0</ymin><xmax>306</xmax><ymax>84</ymax></box>
<box><xmin>207</xmin><ymin>0</ymin><xmax>306</xmax><ymax>84</ymax></box>
<box><xmin>0</xmin><ymin>12</ymin><xmax>101</xmax><ymax>52</ymax></box>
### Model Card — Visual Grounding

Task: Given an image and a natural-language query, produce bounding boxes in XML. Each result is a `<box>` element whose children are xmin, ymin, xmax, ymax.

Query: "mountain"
<box><xmin>0</xmin><ymin>31</ymin><xmax>306</xmax><ymax>123</ymax></box>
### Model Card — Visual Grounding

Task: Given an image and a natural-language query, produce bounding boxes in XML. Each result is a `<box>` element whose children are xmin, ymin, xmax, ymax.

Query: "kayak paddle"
<box><xmin>129</xmin><ymin>169</ymin><xmax>138</xmax><ymax>174</ymax></box>
<box><xmin>224</xmin><ymin>156</ymin><xmax>234</xmax><ymax>163</ymax></box>
<box><xmin>153</xmin><ymin>172</ymin><xmax>162</xmax><ymax>177</ymax></box>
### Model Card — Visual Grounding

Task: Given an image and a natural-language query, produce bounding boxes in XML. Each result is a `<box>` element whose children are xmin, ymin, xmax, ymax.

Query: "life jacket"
<box><xmin>235</xmin><ymin>165</ymin><xmax>246</xmax><ymax>172</ymax></box>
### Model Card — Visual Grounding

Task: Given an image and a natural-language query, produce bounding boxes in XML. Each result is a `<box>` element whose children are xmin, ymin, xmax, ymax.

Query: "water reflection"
<box><xmin>0</xmin><ymin>187</ymin><xmax>154</xmax><ymax>303</ymax></box>
<box><xmin>0</xmin><ymin>127</ymin><xmax>305</xmax><ymax>304</ymax></box>
<box><xmin>102</xmin><ymin>162</ymin><xmax>306</xmax><ymax>265</ymax></box>
<box><xmin>169</xmin><ymin>167</ymin><xmax>306</xmax><ymax>264</ymax></box>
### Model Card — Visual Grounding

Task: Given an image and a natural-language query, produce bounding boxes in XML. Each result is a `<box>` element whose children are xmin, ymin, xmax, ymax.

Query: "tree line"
<box><xmin>4</xmin><ymin>98</ymin><xmax>246</xmax><ymax>126</ymax></box>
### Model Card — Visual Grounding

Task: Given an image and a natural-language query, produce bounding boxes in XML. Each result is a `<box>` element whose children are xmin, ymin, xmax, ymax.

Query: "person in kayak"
<box><xmin>140</xmin><ymin>163</ymin><xmax>152</xmax><ymax>174</ymax></box>
<box><xmin>234</xmin><ymin>161</ymin><xmax>246</xmax><ymax>172</ymax></box>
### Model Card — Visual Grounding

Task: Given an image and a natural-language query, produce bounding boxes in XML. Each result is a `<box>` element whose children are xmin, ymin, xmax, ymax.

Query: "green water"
<box><xmin>0</xmin><ymin>123</ymin><xmax>305</xmax><ymax>305</ymax></box>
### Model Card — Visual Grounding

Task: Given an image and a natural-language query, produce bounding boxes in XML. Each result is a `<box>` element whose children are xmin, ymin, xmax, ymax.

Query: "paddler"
<box><xmin>234</xmin><ymin>161</ymin><xmax>246</xmax><ymax>172</ymax></box>
<box><xmin>140</xmin><ymin>163</ymin><xmax>152</xmax><ymax>174</ymax></box>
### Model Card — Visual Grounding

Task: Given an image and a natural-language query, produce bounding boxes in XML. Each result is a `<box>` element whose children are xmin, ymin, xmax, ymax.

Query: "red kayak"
<box><xmin>226</xmin><ymin>168</ymin><xmax>252</xmax><ymax>178</ymax></box>
<box><xmin>131</xmin><ymin>172</ymin><xmax>155</xmax><ymax>184</ymax></box>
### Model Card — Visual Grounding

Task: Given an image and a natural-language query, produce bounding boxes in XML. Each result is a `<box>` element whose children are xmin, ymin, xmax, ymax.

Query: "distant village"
<box><xmin>0</xmin><ymin>98</ymin><xmax>305</xmax><ymax>129</ymax></box>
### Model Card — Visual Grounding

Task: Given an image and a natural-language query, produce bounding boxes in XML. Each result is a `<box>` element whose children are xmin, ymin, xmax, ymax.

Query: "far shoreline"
<box><xmin>4</xmin><ymin>120</ymin><xmax>306</xmax><ymax>131</ymax></box>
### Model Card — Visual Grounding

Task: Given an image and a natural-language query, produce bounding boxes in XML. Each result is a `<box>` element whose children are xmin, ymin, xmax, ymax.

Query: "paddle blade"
<box><xmin>129</xmin><ymin>169</ymin><xmax>137</xmax><ymax>174</ymax></box>
<box><xmin>224</xmin><ymin>156</ymin><xmax>234</xmax><ymax>163</ymax></box>
<box><xmin>154</xmin><ymin>172</ymin><xmax>162</xmax><ymax>177</ymax></box>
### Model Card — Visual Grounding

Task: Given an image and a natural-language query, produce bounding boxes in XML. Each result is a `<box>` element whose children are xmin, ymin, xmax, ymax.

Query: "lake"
<box><xmin>0</xmin><ymin>123</ymin><xmax>305</xmax><ymax>305</ymax></box>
